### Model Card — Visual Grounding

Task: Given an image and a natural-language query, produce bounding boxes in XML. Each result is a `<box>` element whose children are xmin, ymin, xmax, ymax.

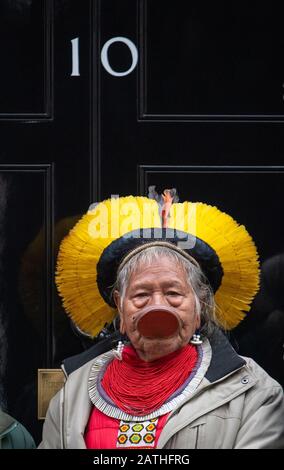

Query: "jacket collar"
<box><xmin>0</xmin><ymin>411</ymin><xmax>16</xmax><ymax>438</ymax></box>
<box><xmin>62</xmin><ymin>331</ymin><xmax>122</xmax><ymax>376</ymax></box>
<box><xmin>205</xmin><ymin>328</ymin><xmax>246</xmax><ymax>382</ymax></box>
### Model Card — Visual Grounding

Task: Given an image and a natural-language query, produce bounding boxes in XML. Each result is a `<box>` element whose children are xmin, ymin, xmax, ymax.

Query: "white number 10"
<box><xmin>71</xmin><ymin>36</ymin><xmax>138</xmax><ymax>78</ymax></box>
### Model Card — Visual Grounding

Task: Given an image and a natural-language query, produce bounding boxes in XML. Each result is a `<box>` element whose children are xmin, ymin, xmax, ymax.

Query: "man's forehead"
<box><xmin>129</xmin><ymin>277</ymin><xmax>186</xmax><ymax>288</ymax></box>
<box><xmin>128</xmin><ymin>265</ymin><xmax>188</xmax><ymax>287</ymax></box>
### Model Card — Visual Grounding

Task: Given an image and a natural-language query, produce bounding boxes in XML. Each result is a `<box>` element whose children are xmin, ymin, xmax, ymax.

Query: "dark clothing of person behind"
<box><xmin>233</xmin><ymin>253</ymin><xmax>284</xmax><ymax>388</ymax></box>
<box><xmin>0</xmin><ymin>409</ymin><xmax>36</xmax><ymax>449</ymax></box>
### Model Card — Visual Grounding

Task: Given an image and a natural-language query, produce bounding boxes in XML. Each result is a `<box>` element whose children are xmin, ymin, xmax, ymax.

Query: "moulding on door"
<box><xmin>0</xmin><ymin>0</ymin><xmax>53</xmax><ymax>121</ymax></box>
<box><xmin>0</xmin><ymin>164</ymin><xmax>54</xmax><ymax>366</ymax></box>
<box><xmin>138</xmin><ymin>164</ymin><xmax>284</xmax><ymax>194</ymax></box>
<box><xmin>138</xmin><ymin>0</ymin><xmax>284</xmax><ymax>123</ymax></box>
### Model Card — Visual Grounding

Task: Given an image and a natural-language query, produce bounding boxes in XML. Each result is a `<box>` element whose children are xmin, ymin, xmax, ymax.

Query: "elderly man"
<box><xmin>39</xmin><ymin>194</ymin><xmax>284</xmax><ymax>449</ymax></box>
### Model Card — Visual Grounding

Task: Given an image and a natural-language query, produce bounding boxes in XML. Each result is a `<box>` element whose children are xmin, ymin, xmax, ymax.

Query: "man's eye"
<box><xmin>166</xmin><ymin>291</ymin><xmax>181</xmax><ymax>296</ymax></box>
<box><xmin>135</xmin><ymin>292</ymin><xmax>148</xmax><ymax>297</ymax></box>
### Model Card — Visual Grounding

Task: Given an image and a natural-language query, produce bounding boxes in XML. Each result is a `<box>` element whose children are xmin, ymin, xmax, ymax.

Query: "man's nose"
<box><xmin>150</xmin><ymin>292</ymin><xmax>167</xmax><ymax>305</ymax></box>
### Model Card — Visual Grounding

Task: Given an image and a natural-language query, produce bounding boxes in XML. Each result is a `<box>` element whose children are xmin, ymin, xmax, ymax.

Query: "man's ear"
<box><xmin>113</xmin><ymin>290</ymin><xmax>126</xmax><ymax>334</ymax></box>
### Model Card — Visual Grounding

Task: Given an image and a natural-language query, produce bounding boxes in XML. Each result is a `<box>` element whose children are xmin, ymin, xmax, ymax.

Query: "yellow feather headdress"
<box><xmin>56</xmin><ymin>196</ymin><xmax>260</xmax><ymax>336</ymax></box>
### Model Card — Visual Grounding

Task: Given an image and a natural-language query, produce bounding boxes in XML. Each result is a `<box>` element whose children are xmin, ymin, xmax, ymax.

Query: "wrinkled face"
<box><xmin>114</xmin><ymin>257</ymin><xmax>200</xmax><ymax>362</ymax></box>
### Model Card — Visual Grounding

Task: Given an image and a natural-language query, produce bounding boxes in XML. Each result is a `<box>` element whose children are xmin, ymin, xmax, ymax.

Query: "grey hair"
<box><xmin>113</xmin><ymin>246</ymin><xmax>220</xmax><ymax>337</ymax></box>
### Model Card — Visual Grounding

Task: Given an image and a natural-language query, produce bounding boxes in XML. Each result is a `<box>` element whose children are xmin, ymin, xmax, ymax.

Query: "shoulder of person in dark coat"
<box><xmin>232</xmin><ymin>253</ymin><xmax>284</xmax><ymax>388</ymax></box>
<box><xmin>0</xmin><ymin>409</ymin><xmax>36</xmax><ymax>449</ymax></box>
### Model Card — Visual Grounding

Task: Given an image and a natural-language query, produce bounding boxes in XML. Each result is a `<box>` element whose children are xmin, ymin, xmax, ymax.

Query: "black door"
<box><xmin>1</xmin><ymin>0</ymin><xmax>284</xmax><ymax>443</ymax></box>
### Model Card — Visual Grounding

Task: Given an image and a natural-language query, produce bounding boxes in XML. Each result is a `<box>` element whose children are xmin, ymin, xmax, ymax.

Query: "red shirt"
<box><xmin>85</xmin><ymin>408</ymin><xmax>169</xmax><ymax>449</ymax></box>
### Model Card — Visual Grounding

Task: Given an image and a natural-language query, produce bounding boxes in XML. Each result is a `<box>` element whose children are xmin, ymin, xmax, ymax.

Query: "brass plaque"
<box><xmin>38</xmin><ymin>369</ymin><xmax>65</xmax><ymax>420</ymax></box>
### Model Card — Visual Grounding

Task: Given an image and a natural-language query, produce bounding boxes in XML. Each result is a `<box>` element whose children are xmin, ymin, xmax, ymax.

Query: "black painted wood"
<box><xmin>140</xmin><ymin>0</ymin><xmax>284</xmax><ymax>121</ymax></box>
<box><xmin>0</xmin><ymin>0</ymin><xmax>52</xmax><ymax>119</ymax></box>
<box><xmin>0</xmin><ymin>164</ymin><xmax>53</xmax><ymax>442</ymax></box>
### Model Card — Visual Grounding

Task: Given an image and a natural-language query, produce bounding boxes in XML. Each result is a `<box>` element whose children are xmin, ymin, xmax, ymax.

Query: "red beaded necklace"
<box><xmin>101</xmin><ymin>344</ymin><xmax>198</xmax><ymax>416</ymax></box>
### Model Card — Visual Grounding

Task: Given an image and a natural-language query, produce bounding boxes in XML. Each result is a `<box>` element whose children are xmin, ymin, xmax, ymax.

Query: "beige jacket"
<box><xmin>39</xmin><ymin>331</ymin><xmax>284</xmax><ymax>449</ymax></box>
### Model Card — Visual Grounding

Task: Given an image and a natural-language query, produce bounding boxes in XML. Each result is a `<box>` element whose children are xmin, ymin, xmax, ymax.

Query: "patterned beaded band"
<box><xmin>117</xmin><ymin>240</ymin><xmax>200</xmax><ymax>275</ymax></box>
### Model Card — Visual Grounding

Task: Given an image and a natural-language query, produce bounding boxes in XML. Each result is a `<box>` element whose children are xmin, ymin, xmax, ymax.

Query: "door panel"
<box><xmin>0</xmin><ymin>165</ymin><xmax>52</xmax><ymax>441</ymax></box>
<box><xmin>0</xmin><ymin>0</ymin><xmax>52</xmax><ymax>119</ymax></box>
<box><xmin>139</xmin><ymin>165</ymin><xmax>284</xmax><ymax>262</ymax></box>
<box><xmin>140</xmin><ymin>1</ymin><xmax>284</xmax><ymax>120</ymax></box>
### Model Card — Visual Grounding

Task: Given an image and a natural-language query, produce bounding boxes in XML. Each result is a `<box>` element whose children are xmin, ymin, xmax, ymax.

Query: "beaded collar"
<box><xmin>88</xmin><ymin>340</ymin><xmax>212</xmax><ymax>422</ymax></box>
